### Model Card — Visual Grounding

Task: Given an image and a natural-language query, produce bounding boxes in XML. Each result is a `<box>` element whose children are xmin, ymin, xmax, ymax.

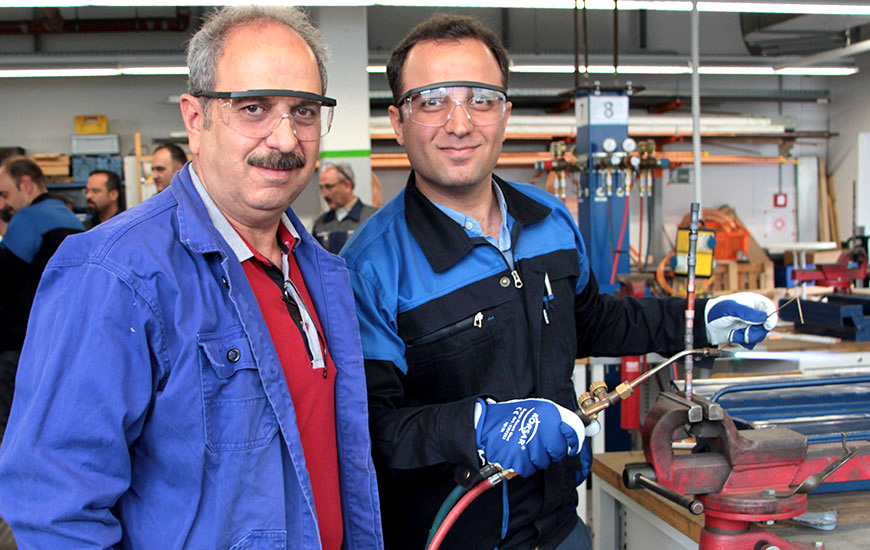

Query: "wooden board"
<box><xmin>827</xmin><ymin>169</ymin><xmax>841</xmax><ymax>245</ymax></box>
<box><xmin>819</xmin><ymin>158</ymin><xmax>831</xmax><ymax>242</ymax></box>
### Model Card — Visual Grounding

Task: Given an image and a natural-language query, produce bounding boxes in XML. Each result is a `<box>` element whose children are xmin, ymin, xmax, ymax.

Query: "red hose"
<box><xmin>426</xmin><ymin>479</ymin><xmax>494</xmax><ymax>550</ymax></box>
<box><xmin>638</xmin><ymin>196</ymin><xmax>644</xmax><ymax>268</ymax></box>
<box><xmin>610</xmin><ymin>193</ymin><xmax>630</xmax><ymax>285</ymax></box>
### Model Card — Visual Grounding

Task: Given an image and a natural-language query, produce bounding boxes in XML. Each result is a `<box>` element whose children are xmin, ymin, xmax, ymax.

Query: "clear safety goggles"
<box><xmin>196</xmin><ymin>89</ymin><xmax>336</xmax><ymax>141</ymax></box>
<box><xmin>397</xmin><ymin>81</ymin><xmax>507</xmax><ymax>128</ymax></box>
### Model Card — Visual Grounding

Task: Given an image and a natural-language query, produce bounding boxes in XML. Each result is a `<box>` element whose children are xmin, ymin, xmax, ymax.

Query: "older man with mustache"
<box><xmin>0</xmin><ymin>6</ymin><xmax>382</xmax><ymax>550</ymax></box>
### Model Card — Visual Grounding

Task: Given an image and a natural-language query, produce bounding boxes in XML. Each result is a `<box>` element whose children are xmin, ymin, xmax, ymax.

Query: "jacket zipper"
<box><xmin>490</xmin><ymin>243</ymin><xmax>523</xmax><ymax>289</ymax></box>
<box><xmin>408</xmin><ymin>311</ymin><xmax>487</xmax><ymax>347</ymax></box>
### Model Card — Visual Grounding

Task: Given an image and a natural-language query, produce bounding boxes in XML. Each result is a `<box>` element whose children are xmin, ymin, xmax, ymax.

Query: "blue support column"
<box><xmin>576</xmin><ymin>90</ymin><xmax>631</xmax><ymax>295</ymax></box>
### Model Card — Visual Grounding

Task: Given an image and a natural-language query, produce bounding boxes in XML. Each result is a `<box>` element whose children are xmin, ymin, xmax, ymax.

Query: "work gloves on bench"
<box><xmin>474</xmin><ymin>398</ymin><xmax>594</xmax><ymax>478</ymax></box>
<box><xmin>705</xmin><ymin>292</ymin><xmax>778</xmax><ymax>349</ymax></box>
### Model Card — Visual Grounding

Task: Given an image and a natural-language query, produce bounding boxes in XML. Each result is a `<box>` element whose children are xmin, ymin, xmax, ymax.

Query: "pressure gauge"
<box><xmin>629</xmin><ymin>155</ymin><xmax>641</xmax><ymax>169</ymax></box>
<box><xmin>622</xmin><ymin>138</ymin><xmax>637</xmax><ymax>153</ymax></box>
<box><xmin>601</xmin><ymin>137</ymin><xmax>618</xmax><ymax>154</ymax></box>
<box><xmin>609</xmin><ymin>155</ymin><xmax>622</xmax><ymax>167</ymax></box>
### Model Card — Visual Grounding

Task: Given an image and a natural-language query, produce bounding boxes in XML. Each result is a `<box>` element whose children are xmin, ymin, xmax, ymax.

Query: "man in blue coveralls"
<box><xmin>0</xmin><ymin>7</ymin><xmax>382</xmax><ymax>549</ymax></box>
<box><xmin>341</xmin><ymin>13</ymin><xmax>777</xmax><ymax>550</ymax></box>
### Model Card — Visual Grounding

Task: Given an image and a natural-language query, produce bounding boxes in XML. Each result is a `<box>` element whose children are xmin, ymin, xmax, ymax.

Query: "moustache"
<box><xmin>247</xmin><ymin>151</ymin><xmax>306</xmax><ymax>171</ymax></box>
<box><xmin>0</xmin><ymin>207</ymin><xmax>13</xmax><ymax>223</ymax></box>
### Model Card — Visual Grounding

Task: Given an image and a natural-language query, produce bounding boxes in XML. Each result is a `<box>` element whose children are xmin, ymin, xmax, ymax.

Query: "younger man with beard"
<box><xmin>341</xmin><ymin>13</ymin><xmax>776</xmax><ymax>550</ymax></box>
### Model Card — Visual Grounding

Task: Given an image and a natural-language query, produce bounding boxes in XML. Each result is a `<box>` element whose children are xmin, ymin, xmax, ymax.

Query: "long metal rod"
<box><xmin>691</xmin><ymin>0</ymin><xmax>702</xmax><ymax>206</ymax></box>
<box><xmin>636</xmin><ymin>475</ymin><xmax>705</xmax><ymax>515</ymax></box>
<box><xmin>583</xmin><ymin>1</ymin><xmax>589</xmax><ymax>82</ymax></box>
<box><xmin>613</xmin><ymin>0</ymin><xmax>619</xmax><ymax>78</ymax></box>
<box><xmin>574</xmin><ymin>0</ymin><xmax>580</xmax><ymax>90</ymax></box>
<box><xmin>684</xmin><ymin>203</ymin><xmax>700</xmax><ymax>399</ymax></box>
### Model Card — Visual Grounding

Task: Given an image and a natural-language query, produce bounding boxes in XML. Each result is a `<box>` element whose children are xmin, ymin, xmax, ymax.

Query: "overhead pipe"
<box><xmin>613</xmin><ymin>0</ymin><xmax>619</xmax><ymax>78</ymax></box>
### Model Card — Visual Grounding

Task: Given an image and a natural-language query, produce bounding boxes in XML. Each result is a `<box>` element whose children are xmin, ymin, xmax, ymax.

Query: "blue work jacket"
<box><xmin>0</xmin><ymin>165</ymin><xmax>383</xmax><ymax>550</ymax></box>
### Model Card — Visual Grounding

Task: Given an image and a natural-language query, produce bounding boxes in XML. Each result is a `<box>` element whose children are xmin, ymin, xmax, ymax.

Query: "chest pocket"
<box><xmin>404</xmin><ymin>308</ymin><xmax>518</xmax><ymax>403</ymax></box>
<box><xmin>537</xmin><ymin>255</ymin><xmax>582</xmax><ymax>388</ymax></box>
<box><xmin>198</xmin><ymin>328</ymin><xmax>279</xmax><ymax>452</ymax></box>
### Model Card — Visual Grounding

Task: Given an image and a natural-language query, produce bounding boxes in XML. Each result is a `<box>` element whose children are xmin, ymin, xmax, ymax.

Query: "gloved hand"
<box><xmin>474</xmin><ymin>398</ymin><xmax>586</xmax><ymax>478</ymax></box>
<box><xmin>705</xmin><ymin>292</ymin><xmax>777</xmax><ymax>349</ymax></box>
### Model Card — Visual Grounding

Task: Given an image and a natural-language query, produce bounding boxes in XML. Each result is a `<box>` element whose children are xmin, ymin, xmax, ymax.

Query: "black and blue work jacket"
<box><xmin>341</xmin><ymin>173</ymin><xmax>707</xmax><ymax>550</ymax></box>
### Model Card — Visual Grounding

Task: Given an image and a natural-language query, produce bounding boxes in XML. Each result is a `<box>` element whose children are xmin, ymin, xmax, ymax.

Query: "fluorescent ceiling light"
<box><xmin>775</xmin><ymin>66</ymin><xmax>858</xmax><ymax>75</ymax></box>
<box><xmin>367</xmin><ymin>65</ymin><xmax>387</xmax><ymax>73</ymax></box>
<box><xmin>507</xmin><ymin>64</ymin><xmax>856</xmax><ymax>75</ymax></box>
<box><xmin>699</xmin><ymin>65</ymin><xmax>776</xmax><ymax>74</ymax></box>
<box><xmin>614</xmin><ymin>65</ymin><xmax>691</xmax><ymax>74</ymax></box>
<box><xmin>120</xmin><ymin>66</ymin><xmax>189</xmax><ymax>75</ymax></box>
<box><xmin>0</xmin><ymin>66</ymin><xmax>188</xmax><ymax>78</ymax></box>
<box><xmin>511</xmin><ymin>65</ymin><xmax>577</xmax><ymax>73</ymax></box>
<box><xmin>697</xmin><ymin>2</ymin><xmax>870</xmax><ymax>14</ymax></box>
<box><xmin>0</xmin><ymin>68</ymin><xmax>122</xmax><ymax>78</ymax></box>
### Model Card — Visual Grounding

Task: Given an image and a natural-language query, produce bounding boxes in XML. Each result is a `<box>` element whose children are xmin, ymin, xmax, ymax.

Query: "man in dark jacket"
<box><xmin>0</xmin><ymin>156</ymin><xmax>83</xmax><ymax>438</ymax></box>
<box><xmin>312</xmin><ymin>162</ymin><xmax>376</xmax><ymax>253</ymax></box>
<box><xmin>341</xmin><ymin>14</ymin><xmax>777</xmax><ymax>550</ymax></box>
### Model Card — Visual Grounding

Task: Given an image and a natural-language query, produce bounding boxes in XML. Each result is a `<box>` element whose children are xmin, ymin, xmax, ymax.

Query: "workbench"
<box><xmin>592</xmin><ymin>451</ymin><xmax>870</xmax><ymax>550</ymax></box>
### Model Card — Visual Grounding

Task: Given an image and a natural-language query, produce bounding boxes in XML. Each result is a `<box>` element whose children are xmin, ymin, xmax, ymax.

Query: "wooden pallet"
<box><xmin>709</xmin><ymin>261</ymin><xmax>774</xmax><ymax>293</ymax></box>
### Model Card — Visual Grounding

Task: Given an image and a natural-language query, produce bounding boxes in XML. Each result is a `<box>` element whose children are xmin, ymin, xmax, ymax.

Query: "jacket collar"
<box><xmin>322</xmin><ymin>197</ymin><xmax>365</xmax><ymax>224</ymax></box>
<box><xmin>30</xmin><ymin>192</ymin><xmax>54</xmax><ymax>206</ymax></box>
<box><xmin>171</xmin><ymin>163</ymin><xmax>315</xmax><ymax>259</ymax></box>
<box><xmin>346</xmin><ymin>198</ymin><xmax>366</xmax><ymax>221</ymax></box>
<box><xmin>404</xmin><ymin>171</ymin><xmax>551</xmax><ymax>273</ymax></box>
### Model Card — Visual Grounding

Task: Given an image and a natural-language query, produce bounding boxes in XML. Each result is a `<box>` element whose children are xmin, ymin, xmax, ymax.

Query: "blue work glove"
<box><xmin>705</xmin><ymin>292</ymin><xmax>777</xmax><ymax>349</ymax></box>
<box><xmin>474</xmin><ymin>398</ymin><xmax>586</xmax><ymax>478</ymax></box>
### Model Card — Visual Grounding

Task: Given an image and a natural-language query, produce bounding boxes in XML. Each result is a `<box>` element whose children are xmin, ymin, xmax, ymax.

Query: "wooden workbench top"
<box><xmin>592</xmin><ymin>451</ymin><xmax>706</xmax><ymax>542</ymax></box>
<box><xmin>593</xmin><ymin>451</ymin><xmax>870</xmax><ymax>546</ymax></box>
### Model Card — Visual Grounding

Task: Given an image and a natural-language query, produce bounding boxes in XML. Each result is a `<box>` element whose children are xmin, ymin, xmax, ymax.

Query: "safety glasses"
<box><xmin>397</xmin><ymin>80</ymin><xmax>507</xmax><ymax>128</ymax></box>
<box><xmin>196</xmin><ymin>89</ymin><xmax>337</xmax><ymax>141</ymax></box>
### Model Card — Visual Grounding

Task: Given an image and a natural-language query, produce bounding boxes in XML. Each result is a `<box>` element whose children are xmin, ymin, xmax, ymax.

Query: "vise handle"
<box><xmin>623</xmin><ymin>462</ymin><xmax>704</xmax><ymax>515</ymax></box>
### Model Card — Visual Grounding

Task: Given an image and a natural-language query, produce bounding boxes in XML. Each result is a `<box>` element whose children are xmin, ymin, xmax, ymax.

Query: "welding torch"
<box><xmin>575</xmin><ymin>347</ymin><xmax>734</xmax><ymax>427</ymax></box>
<box><xmin>425</xmin><ymin>347</ymin><xmax>734</xmax><ymax>550</ymax></box>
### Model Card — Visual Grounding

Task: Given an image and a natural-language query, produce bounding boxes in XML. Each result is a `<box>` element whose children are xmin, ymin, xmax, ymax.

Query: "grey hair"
<box><xmin>322</xmin><ymin>162</ymin><xmax>355</xmax><ymax>187</ymax></box>
<box><xmin>186</xmin><ymin>6</ymin><xmax>329</xmax><ymax>127</ymax></box>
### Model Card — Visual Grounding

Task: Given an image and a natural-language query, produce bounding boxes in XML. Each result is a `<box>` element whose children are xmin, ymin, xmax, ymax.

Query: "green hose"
<box><xmin>425</xmin><ymin>483</ymin><xmax>467</xmax><ymax>547</ymax></box>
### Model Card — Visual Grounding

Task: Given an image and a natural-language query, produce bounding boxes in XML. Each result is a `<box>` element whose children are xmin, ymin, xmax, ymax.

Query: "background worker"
<box><xmin>312</xmin><ymin>162</ymin><xmax>377</xmax><ymax>253</ymax></box>
<box><xmin>84</xmin><ymin>169</ymin><xmax>124</xmax><ymax>229</ymax></box>
<box><xmin>0</xmin><ymin>156</ymin><xmax>83</xmax><ymax>439</ymax></box>
<box><xmin>341</xmin><ymin>14</ymin><xmax>776</xmax><ymax>550</ymax></box>
<box><xmin>0</xmin><ymin>7</ymin><xmax>382</xmax><ymax>549</ymax></box>
<box><xmin>151</xmin><ymin>142</ymin><xmax>187</xmax><ymax>193</ymax></box>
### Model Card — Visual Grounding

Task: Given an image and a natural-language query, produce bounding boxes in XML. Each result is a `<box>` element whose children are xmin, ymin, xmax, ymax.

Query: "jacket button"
<box><xmin>226</xmin><ymin>348</ymin><xmax>241</xmax><ymax>363</ymax></box>
<box><xmin>499</xmin><ymin>276</ymin><xmax>511</xmax><ymax>287</ymax></box>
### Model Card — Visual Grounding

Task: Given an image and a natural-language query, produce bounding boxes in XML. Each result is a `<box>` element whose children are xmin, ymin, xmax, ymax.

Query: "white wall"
<box><xmin>828</xmin><ymin>52</ymin><xmax>870</xmax><ymax>239</ymax></box>
<box><xmin>0</xmin><ymin>75</ymin><xmax>187</xmax><ymax>157</ymax></box>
